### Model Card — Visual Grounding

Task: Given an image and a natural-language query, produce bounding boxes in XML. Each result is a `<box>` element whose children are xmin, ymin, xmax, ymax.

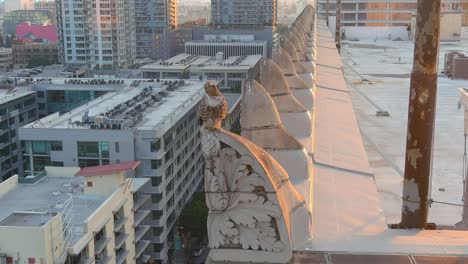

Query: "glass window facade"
<box><xmin>23</xmin><ymin>140</ymin><xmax>64</xmax><ymax>174</ymax></box>
<box><xmin>77</xmin><ymin>141</ymin><xmax>110</xmax><ymax>167</ymax></box>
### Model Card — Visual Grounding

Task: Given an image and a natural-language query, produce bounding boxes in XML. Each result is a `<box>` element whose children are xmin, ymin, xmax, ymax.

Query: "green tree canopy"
<box><xmin>177</xmin><ymin>192</ymin><xmax>208</xmax><ymax>239</ymax></box>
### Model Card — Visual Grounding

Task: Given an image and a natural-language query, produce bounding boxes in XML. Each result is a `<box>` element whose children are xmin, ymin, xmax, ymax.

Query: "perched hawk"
<box><xmin>198</xmin><ymin>81</ymin><xmax>227</xmax><ymax>130</ymax></box>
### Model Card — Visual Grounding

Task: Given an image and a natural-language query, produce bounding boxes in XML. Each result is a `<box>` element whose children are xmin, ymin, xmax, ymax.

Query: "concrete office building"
<box><xmin>19</xmin><ymin>80</ymin><xmax>206</xmax><ymax>263</ymax></box>
<box><xmin>135</xmin><ymin>0</ymin><xmax>178</xmax><ymax>59</ymax></box>
<box><xmin>0</xmin><ymin>48</ymin><xmax>13</xmax><ymax>72</ymax></box>
<box><xmin>56</xmin><ymin>0</ymin><xmax>136</xmax><ymax>69</ymax></box>
<box><xmin>318</xmin><ymin>0</ymin><xmax>462</xmax><ymax>26</ymax></box>
<box><xmin>192</xmin><ymin>26</ymin><xmax>277</xmax><ymax>58</ymax></box>
<box><xmin>0</xmin><ymin>91</ymin><xmax>37</xmax><ymax>181</ymax></box>
<box><xmin>211</xmin><ymin>0</ymin><xmax>277</xmax><ymax>27</ymax></box>
<box><xmin>141</xmin><ymin>54</ymin><xmax>262</xmax><ymax>90</ymax></box>
<box><xmin>185</xmin><ymin>35</ymin><xmax>268</xmax><ymax>59</ymax></box>
<box><xmin>12</xmin><ymin>43</ymin><xmax>59</xmax><ymax>66</ymax></box>
<box><xmin>0</xmin><ymin>163</ymin><xmax>151</xmax><ymax>264</ymax></box>
<box><xmin>31</xmin><ymin>79</ymin><xmax>125</xmax><ymax>117</ymax></box>
<box><xmin>318</xmin><ymin>0</ymin><xmax>464</xmax><ymax>40</ymax></box>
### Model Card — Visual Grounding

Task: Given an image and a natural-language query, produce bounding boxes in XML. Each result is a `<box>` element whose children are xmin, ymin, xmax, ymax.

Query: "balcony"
<box><xmin>79</xmin><ymin>257</ymin><xmax>94</xmax><ymax>264</ymax></box>
<box><xmin>137</xmin><ymin>254</ymin><xmax>151</xmax><ymax>264</ymax></box>
<box><xmin>95</xmin><ymin>256</ymin><xmax>111</xmax><ymax>264</ymax></box>
<box><xmin>135</xmin><ymin>240</ymin><xmax>151</xmax><ymax>259</ymax></box>
<box><xmin>133</xmin><ymin>194</ymin><xmax>150</xmax><ymax>211</ymax></box>
<box><xmin>115</xmin><ymin>250</ymin><xmax>128</xmax><ymax>264</ymax></box>
<box><xmin>94</xmin><ymin>237</ymin><xmax>111</xmax><ymax>254</ymax></box>
<box><xmin>135</xmin><ymin>225</ymin><xmax>151</xmax><ymax>243</ymax></box>
<box><xmin>113</xmin><ymin>217</ymin><xmax>127</xmax><ymax>232</ymax></box>
<box><xmin>115</xmin><ymin>233</ymin><xmax>128</xmax><ymax>249</ymax></box>
<box><xmin>134</xmin><ymin>210</ymin><xmax>150</xmax><ymax>227</ymax></box>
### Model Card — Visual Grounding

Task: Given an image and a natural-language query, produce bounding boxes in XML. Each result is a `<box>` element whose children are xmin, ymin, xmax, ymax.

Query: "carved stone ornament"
<box><xmin>202</xmin><ymin>128</ymin><xmax>284</xmax><ymax>252</ymax></box>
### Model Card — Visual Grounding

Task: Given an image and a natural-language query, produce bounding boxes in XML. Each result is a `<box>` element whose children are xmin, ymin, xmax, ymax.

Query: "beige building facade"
<box><xmin>0</xmin><ymin>162</ymin><xmax>150</xmax><ymax>264</ymax></box>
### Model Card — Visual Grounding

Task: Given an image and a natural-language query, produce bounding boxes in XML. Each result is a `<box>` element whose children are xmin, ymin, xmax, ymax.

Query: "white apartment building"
<box><xmin>19</xmin><ymin>80</ymin><xmax>206</xmax><ymax>263</ymax></box>
<box><xmin>0</xmin><ymin>163</ymin><xmax>150</xmax><ymax>264</ymax></box>
<box><xmin>56</xmin><ymin>0</ymin><xmax>136</xmax><ymax>69</ymax></box>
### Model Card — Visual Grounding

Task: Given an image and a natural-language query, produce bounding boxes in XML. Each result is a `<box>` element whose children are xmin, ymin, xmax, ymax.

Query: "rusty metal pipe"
<box><xmin>326</xmin><ymin>0</ymin><xmax>330</xmax><ymax>25</ymax></box>
<box><xmin>400</xmin><ymin>0</ymin><xmax>441</xmax><ymax>228</ymax></box>
<box><xmin>335</xmin><ymin>0</ymin><xmax>342</xmax><ymax>52</ymax></box>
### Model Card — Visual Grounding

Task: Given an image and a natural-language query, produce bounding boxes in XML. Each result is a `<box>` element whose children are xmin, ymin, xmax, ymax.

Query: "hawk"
<box><xmin>198</xmin><ymin>81</ymin><xmax>227</xmax><ymax>130</ymax></box>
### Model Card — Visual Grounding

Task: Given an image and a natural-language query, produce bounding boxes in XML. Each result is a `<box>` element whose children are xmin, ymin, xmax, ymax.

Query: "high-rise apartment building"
<box><xmin>55</xmin><ymin>0</ymin><xmax>136</xmax><ymax>69</ymax></box>
<box><xmin>211</xmin><ymin>0</ymin><xmax>277</xmax><ymax>28</ymax></box>
<box><xmin>135</xmin><ymin>0</ymin><xmax>178</xmax><ymax>59</ymax></box>
<box><xmin>4</xmin><ymin>0</ymin><xmax>34</xmax><ymax>13</ymax></box>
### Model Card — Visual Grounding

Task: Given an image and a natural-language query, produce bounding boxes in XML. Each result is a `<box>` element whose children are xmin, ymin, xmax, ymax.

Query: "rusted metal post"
<box><xmin>463</xmin><ymin>108</ymin><xmax>468</xmax><ymax>224</ymax></box>
<box><xmin>335</xmin><ymin>0</ymin><xmax>342</xmax><ymax>52</ymax></box>
<box><xmin>400</xmin><ymin>0</ymin><xmax>441</xmax><ymax>228</ymax></box>
<box><xmin>326</xmin><ymin>0</ymin><xmax>330</xmax><ymax>26</ymax></box>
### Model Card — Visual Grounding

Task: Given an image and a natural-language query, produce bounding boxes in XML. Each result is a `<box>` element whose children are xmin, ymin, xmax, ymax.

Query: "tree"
<box><xmin>177</xmin><ymin>192</ymin><xmax>208</xmax><ymax>240</ymax></box>
<box><xmin>27</xmin><ymin>56</ymin><xmax>52</xmax><ymax>68</ymax></box>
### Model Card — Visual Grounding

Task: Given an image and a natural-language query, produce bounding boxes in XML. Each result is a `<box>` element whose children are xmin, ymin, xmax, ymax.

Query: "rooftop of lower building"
<box><xmin>141</xmin><ymin>53</ymin><xmax>262</xmax><ymax>71</ymax></box>
<box><xmin>23</xmin><ymin>79</ymin><xmax>206</xmax><ymax>131</ymax></box>
<box><xmin>0</xmin><ymin>166</ymin><xmax>147</xmax><ymax>241</ymax></box>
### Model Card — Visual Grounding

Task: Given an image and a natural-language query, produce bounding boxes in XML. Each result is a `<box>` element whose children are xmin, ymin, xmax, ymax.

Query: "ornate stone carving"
<box><xmin>204</xmin><ymin>140</ymin><xmax>285</xmax><ymax>252</ymax></box>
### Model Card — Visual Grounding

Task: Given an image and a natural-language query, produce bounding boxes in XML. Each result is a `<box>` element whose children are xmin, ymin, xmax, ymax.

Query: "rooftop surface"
<box><xmin>0</xmin><ymin>175</ymin><xmax>104</xmax><ymax>229</ymax></box>
<box><xmin>141</xmin><ymin>54</ymin><xmax>262</xmax><ymax>71</ymax></box>
<box><xmin>0</xmin><ymin>90</ymin><xmax>35</xmax><ymax>105</ymax></box>
<box><xmin>75</xmin><ymin>161</ymin><xmax>141</xmax><ymax>177</ymax></box>
<box><xmin>302</xmin><ymin>20</ymin><xmax>468</xmax><ymax>257</ymax></box>
<box><xmin>24</xmin><ymin>80</ymin><xmax>205</xmax><ymax>131</ymax></box>
<box><xmin>343</xmin><ymin>35</ymin><xmax>468</xmax><ymax>226</ymax></box>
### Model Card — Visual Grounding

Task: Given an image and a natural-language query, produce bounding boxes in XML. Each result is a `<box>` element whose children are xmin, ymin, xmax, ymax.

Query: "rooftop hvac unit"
<box><xmin>95</xmin><ymin>116</ymin><xmax>106</xmax><ymax>125</ymax></box>
<box><xmin>452</xmin><ymin>55</ymin><xmax>468</xmax><ymax>80</ymax></box>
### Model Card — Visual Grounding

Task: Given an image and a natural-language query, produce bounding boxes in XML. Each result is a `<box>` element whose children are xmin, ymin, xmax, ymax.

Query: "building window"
<box><xmin>52</xmin><ymin>161</ymin><xmax>64</xmax><ymax>167</ymax></box>
<box><xmin>150</xmin><ymin>139</ymin><xmax>161</xmax><ymax>152</ymax></box>
<box><xmin>152</xmin><ymin>194</ymin><xmax>162</xmax><ymax>203</ymax></box>
<box><xmin>151</xmin><ymin>159</ymin><xmax>162</xmax><ymax>170</ymax></box>
<box><xmin>115</xmin><ymin>142</ymin><xmax>120</xmax><ymax>153</ymax></box>
<box><xmin>153</xmin><ymin>243</ymin><xmax>163</xmax><ymax>252</ymax></box>
<box><xmin>77</xmin><ymin>141</ymin><xmax>109</xmax><ymax>166</ymax></box>
<box><xmin>152</xmin><ymin>210</ymin><xmax>163</xmax><ymax>220</ymax></box>
<box><xmin>37</xmin><ymin>91</ymin><xmax>45</xmax><ymax>98</ymax></box>
<box><xmin>164</xmin><ymin>149</ymin><xmax>173</xmax><ymax>162</ymax></box>
<box><xmin>152</xmin><ymin>176</ymin><xmax>162</xmax><ymax>186</ymax></box>
<box><xmin>153</xmin><ymin>227</ymin><xmax>163</xmax><ymax>236</ymax></box>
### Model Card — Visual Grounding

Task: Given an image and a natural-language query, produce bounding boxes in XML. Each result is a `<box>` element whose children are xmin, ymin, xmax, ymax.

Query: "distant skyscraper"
<box><xmin>4</xmin><ymin>0</ymin><xmax>34</xmax><ymax>13</ymax></box>
<box><xmin>56</xmin><ymin>0</ymin><xmax>136</xmax><ymax>69</ymax></box>
<box><xmin>135</xmin><ymin>0</ymin><xmax>178</xmax><ymax>59</ymax></box>
<box><xmin>211</xmin><ymin>0</ymin><xmax>277</xmax><ymax>28</ymax></box>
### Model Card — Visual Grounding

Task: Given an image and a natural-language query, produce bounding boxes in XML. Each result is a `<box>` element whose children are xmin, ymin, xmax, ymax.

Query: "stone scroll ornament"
<box><xmin>198</xmin><ymin>81</ymin><xmax>285</xmax><ymax>252</ymax></box>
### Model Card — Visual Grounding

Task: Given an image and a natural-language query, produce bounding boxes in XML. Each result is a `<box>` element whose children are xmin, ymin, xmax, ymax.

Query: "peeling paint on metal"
<box><xmin>407</xmin><ymin>148</ymin><xmax>423</xmax><ymax>169</ymax></box>
<box><xmin>403</xmin><ymin>179</ymin><xmax>421</xmax><ymax>213</ymax></box>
